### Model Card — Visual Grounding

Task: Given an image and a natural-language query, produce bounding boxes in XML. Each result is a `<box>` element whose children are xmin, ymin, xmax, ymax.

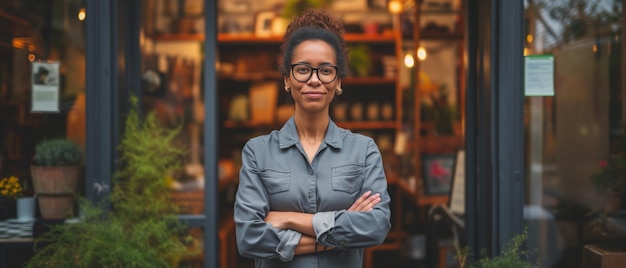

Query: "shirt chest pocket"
<box><xmin>259</xmin><ymin>169</ymin><xmax>291</xmax><ymax>194</ymax></box>
<box><xmin>331</xmin><ymin>164</ymin><xmax>365</xmax><ymax>194</ymax></box>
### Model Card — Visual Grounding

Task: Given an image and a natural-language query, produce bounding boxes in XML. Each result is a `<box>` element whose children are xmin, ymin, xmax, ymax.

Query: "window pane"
<box><xmin>1</xmin><ymin>1</ymin><xmax>86</xmax><ymax>205</ymax></box>
<box><xmin>524</xmin><ymin>1</ymin><xmax>624</xmax><ymax>267</ymax></box>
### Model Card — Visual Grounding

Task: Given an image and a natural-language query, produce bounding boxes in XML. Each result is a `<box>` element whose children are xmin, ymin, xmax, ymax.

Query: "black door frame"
<box><xmin>465</xmin><ymin>0</ymin><xmax>525</xmax><ymax>260</ymax></box>
<box><xmin>85</xmin><ymin>1</ymin><xmax>219</xmax><ymax>268</ymax></box>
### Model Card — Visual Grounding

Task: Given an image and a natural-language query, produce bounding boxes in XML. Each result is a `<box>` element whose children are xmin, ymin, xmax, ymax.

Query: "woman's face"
<box><xmin>285</xmin><ymin>40</ymin><xmax>341</xmax><ymax>115</ymax></box>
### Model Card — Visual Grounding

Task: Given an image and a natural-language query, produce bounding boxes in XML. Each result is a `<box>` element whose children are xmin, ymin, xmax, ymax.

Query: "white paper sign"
<box><xmin>31</xmin><ymin>62</ymin><xmax>60</xmax><ymax>112</ymax></box>
<box><xmin>524</xmin><ymin>55</ymin><xmax>554</xmax><ymax>96</ymax></box>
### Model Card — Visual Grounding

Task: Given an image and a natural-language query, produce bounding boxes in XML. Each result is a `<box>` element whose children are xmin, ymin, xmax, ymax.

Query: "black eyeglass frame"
<box><xmin>289</xmin><ymin>63</ymin><xmax>339</xmax><ymax>84</ymax></box>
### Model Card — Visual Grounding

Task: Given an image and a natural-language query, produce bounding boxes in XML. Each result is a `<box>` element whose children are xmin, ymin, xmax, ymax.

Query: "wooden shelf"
<box><xmin>343</xmin><ymin>77</ymin><xmax>396</xmax><ymax>85</ymax></box>
<box><xmin>150</xmin><ymin>33</ymin><xmax>395</xmax><ymax>44</ymax></box>
<box><xmin>223</xmin><ymin>120</ymin><xmax>396</xmax><ymax>130</ymax></box>
<box><xmin>335</xmin><ymin>121</ymin><xmax>396</xmax><ymax>130</ymax></box>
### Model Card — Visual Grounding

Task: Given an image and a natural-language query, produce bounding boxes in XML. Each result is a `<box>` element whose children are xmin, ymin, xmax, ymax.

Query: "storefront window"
<box><xmin>0</xmin><ymin>1</ymin><xmax>86</xmax><ymax>201</ymax></box>
<box><xmin>524</xmin><ymin>0</ymin><xmax>624</xmax><ymax>267</ymax></box>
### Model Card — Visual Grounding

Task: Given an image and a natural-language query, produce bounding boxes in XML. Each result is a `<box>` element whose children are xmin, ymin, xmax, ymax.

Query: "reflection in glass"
<box><xmin>524</xmin><ymin>1</ymin><xmax>624</xmax><ymax>267</ymax></box>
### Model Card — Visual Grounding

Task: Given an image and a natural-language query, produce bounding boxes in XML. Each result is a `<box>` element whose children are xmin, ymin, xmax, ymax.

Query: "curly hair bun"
<box><xmin>284</xmin><ymin>8</ymin><xmax>345</xmax><ymax>39</ymax></box>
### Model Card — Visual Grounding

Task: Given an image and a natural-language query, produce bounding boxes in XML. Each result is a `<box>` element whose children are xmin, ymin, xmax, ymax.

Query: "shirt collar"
<box><xmin>278</xmin><ymin>116</ymin><xmax>345</xmax><ymax>150</ymax></box>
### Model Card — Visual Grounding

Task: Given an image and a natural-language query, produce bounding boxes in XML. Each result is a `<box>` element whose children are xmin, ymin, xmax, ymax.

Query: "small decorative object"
<box><xmin>16</xmin><ymin>196</ymin><xmax>35</xmax><ymax>222</ymax></box>
<box><xmin>381</xmin><ymin>102</ymin><xmax>394</xmax><ymax>120</ymax></box>
<box><xmin>421</xmin><ymin>153</ymin><xmax>456</xmax><ymax>195</ymax></box>
<box><xmin>350</xmin><ymin>102</ymin><xmax>364</xmax><ymax>121</ymax></box>
<box><xmin>30</xmin><ymin>138</ymin><xmax>83</xmax><ymax>219</ymax></box>
<box><xmin>228</xmin><ymin>94</ymin><xmax>249</xmax><ymax>122</ymax></box>
<box><xmin>0</xmin><ymin>176</ymin><xmax>23</xmax><ymax>220</ymax></box>
<box><xmin>254</xmin><ymin>11</ymin><xmax>277</xmax><ymax>37</ymax></box>
<box><xmin>332</xmin><ymin>102</ymin><xmax>348</xmax><ymax>121</ymax></box>
<box><xmin>591</xmin><ymin>154</ymin><xmax>625</xmax><ymax>212</ymax></box>
<box><xmin>366</xmin><ymin>102</ymin><xmax>379</xmax><ymax>121</ymax></box>
<box><xmin>592</xmin><ymin>155</ymin><xmax>625</xmax><ymax>194</ymax></box>
<box><xmin>249</xmin><ymin>81</ymin><xmax>278</xmax><ymax>125</ymax></box>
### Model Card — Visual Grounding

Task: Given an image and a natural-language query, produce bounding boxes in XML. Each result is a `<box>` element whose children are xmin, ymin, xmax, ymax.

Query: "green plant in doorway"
<box><xmin>26</xmin><ymin>97</ymin><xmax>197</xmax><ymax>267</ymax></box>
<box><xmin>455</xmin><ymin>227</ymin><xmax>538</xmax><ymax>268</ymax></box>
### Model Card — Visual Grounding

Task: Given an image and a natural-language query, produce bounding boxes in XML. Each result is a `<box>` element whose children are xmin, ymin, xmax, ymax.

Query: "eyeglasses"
<box><xmin>290</xmin><ymin>63</ymin><xmax>338</xmax><ymax>84</ymax></box>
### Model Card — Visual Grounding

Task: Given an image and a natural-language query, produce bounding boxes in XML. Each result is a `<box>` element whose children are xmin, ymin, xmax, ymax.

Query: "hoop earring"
<box><xmin>336</xmin><ymin>87</ymin><xmax>343</xmax><ymax>95</ymax></box>
<box><xmin>284</xmin><ymin>86</ymin><xmax>291</xmax><ymax>93</ymax></box>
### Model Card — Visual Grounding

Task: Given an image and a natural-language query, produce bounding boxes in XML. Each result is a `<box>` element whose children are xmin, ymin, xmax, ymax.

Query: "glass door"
<box><xmin>523</xmin><ymin>1</ymin><xmax>624</xmax><ymax>267</ymax></box>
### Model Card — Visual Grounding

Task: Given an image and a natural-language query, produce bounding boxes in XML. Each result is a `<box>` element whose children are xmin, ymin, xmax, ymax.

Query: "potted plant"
<box><xmin>30</xmin><ymin>138</ymin><xmax>83</xmax><ymax>219</ymax></box>
<box><xmin>0</xmin><ymin>175</ymin><xmax>24</xmax><ymax>220</ymax></box>
<box><xmin>26</xmin><ymin>98</ymin><xmax>197</xmax><ymax>267</ymax></box>
<box><xmin>591</xmin><ymin>154</ymin><xmax>625</xmax><ymax>212</ymax></box>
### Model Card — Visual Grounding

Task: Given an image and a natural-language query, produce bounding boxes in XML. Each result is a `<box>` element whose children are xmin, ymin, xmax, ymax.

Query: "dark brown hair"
<box><xmin>281</xmin><ymin>9</ymin><xmax>349</xmax><ymax>78</ymax></box>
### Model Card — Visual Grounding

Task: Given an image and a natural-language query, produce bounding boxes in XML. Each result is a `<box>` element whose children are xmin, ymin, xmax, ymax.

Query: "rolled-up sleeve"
<box><xmin>315</xmin><ymin>139</ymin><xmax>392</xmax><ymax>249</ymax></box>
<box><xmin>235</xmin><ymin>141</ymin><xmax>302</xmax><ymax>261</ymax></box>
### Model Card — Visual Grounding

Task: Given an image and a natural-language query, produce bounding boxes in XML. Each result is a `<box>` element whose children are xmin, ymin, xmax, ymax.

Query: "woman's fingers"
<box><xmin>348</xmin><ymin>191</ymin><xmax>381</xmax><ymax>212</ymax></box>
<box><xmin>348</xmin><ymin>191</ymin><xmax>371</xmax><ymax>211</ymax></box>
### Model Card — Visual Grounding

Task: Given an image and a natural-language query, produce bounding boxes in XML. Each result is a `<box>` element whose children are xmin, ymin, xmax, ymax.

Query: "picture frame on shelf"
<box><xmin>368</xmin><ymin>0</ymin><xmax>388</xmax><ymax>10</ymax></box>
<box><xmin>254</xmin><ymin>11</ymin><xmax>276</xmax><ymax>37</ymax></box>
<box><xmin>421</xmin><ymin>153</ymin><xmax>456</xmax><ymax>195</ymax></box>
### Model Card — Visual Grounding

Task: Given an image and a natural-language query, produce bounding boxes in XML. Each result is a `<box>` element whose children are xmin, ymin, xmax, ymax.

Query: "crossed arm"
<box><xmin>264</xmin><ymin>191</ymin><xmax>382</xmax><ymax>255</ymax></box>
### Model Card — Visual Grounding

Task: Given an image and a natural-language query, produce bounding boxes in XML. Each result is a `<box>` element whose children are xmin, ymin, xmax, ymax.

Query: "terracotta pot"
<box><xmin>30</xmin><ymin>165</ymin><xmax>81</xmax><ymax>194</ymax></box>
<box><xmin>30</xmin><ymin>165</ymin><xmax>82</xmax><ymax>219</ymax></box>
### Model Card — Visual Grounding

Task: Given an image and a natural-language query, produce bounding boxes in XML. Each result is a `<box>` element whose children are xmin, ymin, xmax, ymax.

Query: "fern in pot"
<box><xmin>30</xmin><ymin>138</ymin><xmax>83</xmax><ymax>219</ymax></box>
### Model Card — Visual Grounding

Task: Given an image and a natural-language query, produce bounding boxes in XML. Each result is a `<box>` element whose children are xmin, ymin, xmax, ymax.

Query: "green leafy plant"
<box><xmin>33</xmin><ymin>139</ymin><xmax>82</xmax><ymax>167</ymax></box>
<box><xmin>421</xmin><ymin>84</ymin><xmax>456</xmax><ymax>135</ymax></box>
<box><xmin>348</xmin><ymin>44</ymin><xmax>372</xmax><ymax>77</ymax></box>
<box><xmin>282</xmin><ymin>0</ymin><xmax>332</xmax><ymax>20</ymax></box>
<box><xmin>455</xmin><ymin>228</ymin><xmax>538</xmax><ymax>268</ymax></box>
<box><xmin>26</xmin><ymin>98</ymin><xmax>196</xmax><ymax>267</ymax></box>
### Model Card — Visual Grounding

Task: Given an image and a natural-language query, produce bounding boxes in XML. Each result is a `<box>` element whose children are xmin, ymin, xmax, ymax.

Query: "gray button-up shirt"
<box><xmin>235</xmin><ymin>116</ymin><xmax>392</xmax><ymax>268</ymax></box>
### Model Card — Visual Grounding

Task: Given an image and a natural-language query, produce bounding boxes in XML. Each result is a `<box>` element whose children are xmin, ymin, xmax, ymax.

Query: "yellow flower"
<box><xmin>0</xmin><ymin>176</ymin><xmax>24</xmax><ymax>199</ymax></box>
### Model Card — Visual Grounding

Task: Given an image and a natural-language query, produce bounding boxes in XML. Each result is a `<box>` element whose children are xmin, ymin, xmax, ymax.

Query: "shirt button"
<box><xmin>308</xmin><ymin>192</ymin><xmax>313</xmax><ymax>199</ymax></box>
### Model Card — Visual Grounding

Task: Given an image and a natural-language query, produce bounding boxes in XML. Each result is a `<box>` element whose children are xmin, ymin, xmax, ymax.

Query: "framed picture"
<box><xmin>368</xmin><ymin>0</ymin><xmax>388</xmax><ymax>10</ymax></box>
<box><xmin>31</xmin><ymin>61</ymin><xmax>60</xmax><ymax>113</ymax></box>
<box><xmin>254</xmin><ymin>11</ymin><xmax>276</xmax><ymax>37</ymax></box>
<box><xmin>421</xmin><ymin>153</ymin><xmax>456</xmax><ymax>195</ymax></box>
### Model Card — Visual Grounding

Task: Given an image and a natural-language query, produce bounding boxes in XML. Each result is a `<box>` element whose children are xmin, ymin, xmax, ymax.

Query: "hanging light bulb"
<box><xmin>417</xmin><ymin>47</ymin><xmax>427</xmax><ymax>61</ymax></box>
<box><xmin>78</xmin><ymin>7</ymin><xmax>86</xmax><ymax>21</ymax></box>
<box><xmin>404</xmin><ymin>53</ymin><xmax>415</xmax><ymax>68</ymax></box>
<box><xmin>388</xmin><ymin>0</ymin><xmax>403</xmax><ymax>14</ymax></box>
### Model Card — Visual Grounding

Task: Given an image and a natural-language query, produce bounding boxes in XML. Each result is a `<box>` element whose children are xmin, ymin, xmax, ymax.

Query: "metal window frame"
<box><xmin>465</xmin><ymin>0</ymin><xmax>525</xmax><ymax>260</ymax></box>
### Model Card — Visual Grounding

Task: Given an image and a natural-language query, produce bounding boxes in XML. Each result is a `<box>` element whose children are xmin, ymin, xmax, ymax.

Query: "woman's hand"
<box><xmin>347</xmin><ymin>190</ymin><xmax>381</xmax><ymax>212</ymax></box>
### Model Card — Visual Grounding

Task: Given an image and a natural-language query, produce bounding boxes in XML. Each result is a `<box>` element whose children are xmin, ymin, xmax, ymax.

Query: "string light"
<box><xmin>78</xmin><ymin>7</ymin><xmax>86</xmax><ymax>21</ymax></box>
<box><xmin>417</xmin><ymin>47</ymin><xmax>427</xmax><ymax>61</ymax></box>
<box><xmin>388</xmin><ymin>0</ymin><xmax>403</xmax><ymax>14</ymax></box>
<box><xmin>404</xmin><ymin>53</ymin><xmax>415</xmax><ymax>68</ymax></box>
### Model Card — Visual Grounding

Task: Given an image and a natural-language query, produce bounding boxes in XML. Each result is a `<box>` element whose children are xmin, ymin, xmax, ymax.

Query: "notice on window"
<box><xmin>524</xmin><ymin>55</ymin><xmax>554</xmax><ymax>96</ymax></box>
<box><xmin>31</xmin><ymin>62</ymin><xmax>60</xmax><ymax>112</ymax></box>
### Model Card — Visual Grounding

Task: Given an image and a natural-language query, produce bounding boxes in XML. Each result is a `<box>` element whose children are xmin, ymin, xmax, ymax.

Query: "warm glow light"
<box><xmin>524</xmin><ymin>48</ymin><xmax>528</xmax><ymax>56</ymax></box>
<box><xmin>592</xmin><ymin>44</ymin><xmax>597</xmax><ymax>53</ymax></box>
<box><xmin>28</xmin><ymin>54</ymin><xmax>36</xmax><ymax>61</ymax></box>
<box><xmin>404</xmin><ymin>53</ymin><xmax>414</xmax><ymax>68</ymax></box>
<box><xmin>388</xmin><ymin>0</ymin><xmax>403</xmax><ymax>14</ymax></box>
<box><xmin>417</xmin><ymin>47</ymin><xmax>427</xmax><ymax>61</ymax></box>
<box><xmin>526</xmin><ymin>34</ymin><xmax>533</xmax><ymax>43</ymax></box>
<box><xmin>78</xmin><ymin>7</ymin><xmax>86</xmax><ymax>21</ymax></box>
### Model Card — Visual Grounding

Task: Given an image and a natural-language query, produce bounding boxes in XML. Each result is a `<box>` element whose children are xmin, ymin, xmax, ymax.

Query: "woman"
<box><xmin>234</xmin><ymin>9</ymin><xmax>391</xmax><ymax>268</ymax></box>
